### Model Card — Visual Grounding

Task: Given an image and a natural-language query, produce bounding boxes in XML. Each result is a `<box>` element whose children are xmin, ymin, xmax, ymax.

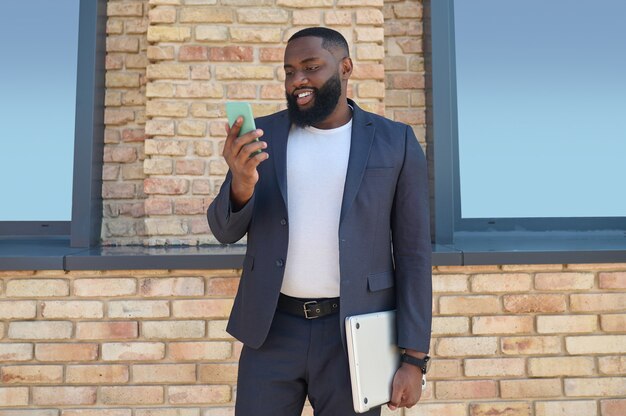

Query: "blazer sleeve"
<box><xmin>207</xmin><ymin>171</ymin><xmax>256</xmax><ymax>244</ymax></box>
<box><xmin>391</xmin><ymin>125</ymin><xmax>432</xmax><ymax>353</ymax></box>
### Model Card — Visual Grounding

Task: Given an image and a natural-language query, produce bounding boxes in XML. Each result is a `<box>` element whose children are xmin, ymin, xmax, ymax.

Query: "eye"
<box><xmin>305</xmin><ymin>65</ymin><xmax>319</xmax><ymax>72</ymax></box>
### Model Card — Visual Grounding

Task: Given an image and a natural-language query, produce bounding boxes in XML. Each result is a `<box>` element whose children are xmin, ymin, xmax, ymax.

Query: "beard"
<box><xmin>286</xmin><ymin>72</ymin><xmax>342</xmax><ymax>127</ymax></box>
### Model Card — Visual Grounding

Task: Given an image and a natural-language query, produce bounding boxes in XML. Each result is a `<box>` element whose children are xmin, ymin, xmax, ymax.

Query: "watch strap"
<box><xmin>400</xmin><ymin>353</ymin><xmax>429</xmax><ymax>374</ymax></box>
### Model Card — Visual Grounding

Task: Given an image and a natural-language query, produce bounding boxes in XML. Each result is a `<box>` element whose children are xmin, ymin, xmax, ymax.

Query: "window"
<box><xmin>0</xmin><ymin>0</ymin><xmax>106</xmax><ymax>246</ymax></box>
<box><xmin>430</xmin><ymin>0</ymin><xmax>626</xmax><ymax>242</ymax></box>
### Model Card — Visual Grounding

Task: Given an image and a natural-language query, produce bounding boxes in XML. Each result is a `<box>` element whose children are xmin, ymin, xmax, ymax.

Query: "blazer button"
<box><xmin>280</xmin><ymin>218</ymin><xmax>287</xmax><ymax>226</ymax></box>
<box><xmin>275</xmin><ymin>259</ymin><xmax>284</xmax><ymax>267</ymax></box>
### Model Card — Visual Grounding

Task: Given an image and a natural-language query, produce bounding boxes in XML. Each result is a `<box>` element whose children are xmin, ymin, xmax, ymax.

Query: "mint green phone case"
<box><xmin>226</xmin><ymin>102</ymin><xmax>256</xmax><ymax>137</ymax></box>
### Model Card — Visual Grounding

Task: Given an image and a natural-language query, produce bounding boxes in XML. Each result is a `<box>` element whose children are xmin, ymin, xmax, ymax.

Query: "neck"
<box><xmin>312</xmin><ymin>97</ymin><xmax>352</xmax><ymax>130</ymax></box>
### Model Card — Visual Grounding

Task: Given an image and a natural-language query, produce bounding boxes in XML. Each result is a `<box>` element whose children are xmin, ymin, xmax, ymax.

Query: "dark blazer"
<box><xmin>208</xmin><ymin>99</ymin><xmax>432</xmax><ymax>352</ymax></box>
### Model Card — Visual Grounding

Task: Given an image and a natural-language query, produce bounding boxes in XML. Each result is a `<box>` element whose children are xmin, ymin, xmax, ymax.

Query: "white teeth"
<box><xmin>297</xmin><ymin>91</ymin><xmax>312</xmax><ymax>98</ymax></box>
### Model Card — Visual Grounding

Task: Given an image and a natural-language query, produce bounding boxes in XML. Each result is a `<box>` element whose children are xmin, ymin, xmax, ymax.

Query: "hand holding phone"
<box><xmin>223</xmin><ymin>102</ymin><xmax>267</xmax><ymax>209</ymax></box>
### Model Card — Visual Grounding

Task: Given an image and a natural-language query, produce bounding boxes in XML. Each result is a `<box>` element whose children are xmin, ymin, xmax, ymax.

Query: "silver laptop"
<box><xmin>345</xmin><ymin>310</ymin><xmax>400</xmax><ymax>413</ymax></box>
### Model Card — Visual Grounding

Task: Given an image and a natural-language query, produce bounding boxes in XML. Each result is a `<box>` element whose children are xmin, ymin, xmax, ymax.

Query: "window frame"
<box><xmin>430</xmin><ymin>0</ymin><xmax>626</xmax><ymax>245</ymax></box>
<box><xmin>0</xmin><ymin>0</ymin><xmax>106</xmax><ymax>247</ymax></box>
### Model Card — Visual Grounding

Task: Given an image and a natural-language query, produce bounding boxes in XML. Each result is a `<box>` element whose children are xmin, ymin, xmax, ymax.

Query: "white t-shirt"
<box><xmin>280</xmin><ymin>120</ymin><xmax>352</xmax><ymax>298</ymax></box>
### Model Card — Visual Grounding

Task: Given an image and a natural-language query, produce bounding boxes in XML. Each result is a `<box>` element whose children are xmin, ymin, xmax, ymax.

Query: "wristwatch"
<box><xmin>400</xmin><ymin>353</ymin><xmax>431</xmax><ymax>374</ymax></box>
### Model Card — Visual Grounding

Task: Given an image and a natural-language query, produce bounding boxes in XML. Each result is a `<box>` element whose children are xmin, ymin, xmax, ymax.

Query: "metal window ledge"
<box><xmin>1</xmin><ymin>234</ymin><xmax>626</xmax><ymax>271</ymax></box>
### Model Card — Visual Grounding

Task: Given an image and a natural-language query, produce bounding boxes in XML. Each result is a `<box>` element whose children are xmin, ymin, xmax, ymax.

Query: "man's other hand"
<box><xmin>387</xmin><ymin>363</ymin><xmax>423</xmax><ymax>411</ymax></box>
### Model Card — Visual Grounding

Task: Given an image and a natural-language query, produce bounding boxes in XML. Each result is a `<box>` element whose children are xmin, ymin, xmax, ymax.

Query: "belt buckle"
<box><xmin>303</xmin><ymin>300</ymin><xmax>319</xmax><ymax>319</ymax></box>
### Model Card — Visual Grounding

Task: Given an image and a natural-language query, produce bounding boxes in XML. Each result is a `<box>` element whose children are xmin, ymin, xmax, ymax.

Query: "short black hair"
<box><xmin>288</xmin><ymin>27</ymin><xmax>350</xmax><ymax>58</ymax></box>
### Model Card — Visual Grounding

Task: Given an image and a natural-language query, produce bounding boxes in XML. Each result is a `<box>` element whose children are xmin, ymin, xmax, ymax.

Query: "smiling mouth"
<box><xmin>295</xmin><ymin>89</ymin><xmax>314</xmax><ymax>106</ymax></box>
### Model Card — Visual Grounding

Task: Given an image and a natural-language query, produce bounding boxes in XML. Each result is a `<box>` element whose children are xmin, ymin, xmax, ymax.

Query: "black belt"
<box><xmin>277</xmin><ymin>293</ymin><xmax>340</xmax><ymax>319</ymax></box>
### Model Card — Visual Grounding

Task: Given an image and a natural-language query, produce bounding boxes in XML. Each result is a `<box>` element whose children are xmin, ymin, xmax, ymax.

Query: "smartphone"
<box><xmin>226</xmin><ymin>102</ymin><xmax>256</xmax><ymax>137</ymax></box>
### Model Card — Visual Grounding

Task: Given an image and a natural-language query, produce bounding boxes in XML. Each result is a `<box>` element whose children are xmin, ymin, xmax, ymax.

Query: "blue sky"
<box><xmin>454</xmin><ymin>0</ymin><xmax>626</xmax><ymax>218</ymax></box>
<box><xmin>0</xmin><ymin>0</ymin><xmax>79</xmax><ymax>221</ymax></box>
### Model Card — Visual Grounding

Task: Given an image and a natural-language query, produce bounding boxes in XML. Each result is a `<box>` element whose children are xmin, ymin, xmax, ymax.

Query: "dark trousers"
<box><xmin>235</xmin><ymin>309</ymin><xmax>381</xmax><ymax>416</ymax></box>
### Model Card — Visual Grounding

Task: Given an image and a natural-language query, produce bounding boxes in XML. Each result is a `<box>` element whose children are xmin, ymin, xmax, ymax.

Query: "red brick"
<box><xmin>0</xmin><ymin>387</ymin><xmax>29</xmax><ymax>405</ymax></box>
<box><xmin>102</xmin><ymin>182</ymin><xmax>136</xmax><ymax>199</ymax></box>
<box><xmin>32</xmin><ymin>386</ymin><xmax>97</xmax><ymax>405</ymax></box>
<box><xmin>100</xmin><ymin>386</ymin><xmax>164</xmax><ymax>405</ymax></box>
<box><xmin>0</xmin><ymin>343</ymin><xmax>33</xmax><ymax>361</ymax></box>
<box><xmin>101</xmin><ymin>342</ymin><xmax>165</xmax><ymax>361</ymax></box>
<box><xmin>464</xmin><ymin>358</ymin><xmax>525</xmax><ymax>377</ymax></box>
<box><xmin>436</xmin><ymin>380</ymin><xmax>497</xmax><ymax>400</ymax></box>
<box><xmin>66</xmin><ymin>365</ymin><xmax>129</xmax><ymax>384</ymax></box>
<box><xmin>210</xmin><ymin>46</ymin><xmax>253</xmax><ymax>62</ymax></box>
<box><xmin>599</xmin><ymin>272</ymin><xmax>626</xmax><ymax>289</ymax></box>
<box><xmin>206</xmin><ymin>277</ymin><xmax>239</xmax><ymax>297</ymax></box>
<box><xmin>470</xmin><ymin>402</ymin><xmax>531</xmax><ymax>416</ymax></box>
<box><xmin>179</xmin><ymin>45</ymin><xmax>209</xmax><ymax>61</ymax></box>
<box><xmin>472</xmin><ymin>316</ymin><xmax>533</xmax><ymax>334</ymax></box>
<box><xmin>139</xmin><ymin>277</ymin><xmax>204</xmax><ymax>297</ymax></box>
<box><xmin>176</xmin><ymin>160</ymin><xmax>205</xmax><ymax>175</ymax></box>
<box><xmin>599</xmin><ymin>356</ymin><xmax>626</xmax><ymax>375</ymax></box>
<box><xmin>565</xmin><ymin>377</ymin><xmax>625</xmax><ymax>397</ymax></box>
<box><xmin>529</xmin><ymin>357</ymin><xmax>595</xmax><ymax>377</ymax></box>
<box><xmin>471</xmin><ymin>273</ymin><xmax>532</xmax><ymax>292</ymax></box>
<box><xmin>571</xmin><ymin>294</ymin><xmax>625</xmax><ymax>312</ymax></box>
<box><xmin>386</xmin><ymin>73</ymin><xmax>424</xmax><ymax>89</ymax></box>
<box><xmin>436</xmin><ymin>337</ymin><xmax>498</xmax><ymax>357</ymax></box>
<box><xmin>168</xmin><ymin>341</ymin><xmax>232</xmax><ymax>361</ymax></box>
<box><xmin>145</xmin><ymin>198</ymin><xmax>173</xmax><ymax>215</ymax></box>
<box><xmin>35</xmin><ymin>343</ymin><xmax>98</xmax><ymax>362</ymax></box>
<box><xmin>566</xmin><ymin>335</ymin><xmax>626</xmax><ymax>354</ymax></box>
<box><xmin>259</xmin><ymin>47</ymin><xmax>283</xmax><ymax>62</ymax></box>
<box><xmin>601</xmin><ymin>314</ymin><xmax>626</xmax><ymax>332</ymax></box>
<box><xmin>501</xmin><ymin>336</ymin><xmax>562</xmax><ymax>355</ymax></box>
<box><xmin>168</xmin><ymin>385</ymin><xmax>231</xmax><ymax>404</ymax></box>
<box><xmin>198</xmin><ymin>363</ymin><xmax>238</xmax><ymax>383</ymax></box>
<box><xmin>104</xmin><ymin>109</ymin><xmax>135</xmax><ymax>125</ymax></box>
<box><xmin>439</xmin><ymin>295</ymin><xmax>500</xmax><ymax>315</ymax></box>
<box><xmin>351</xmin><ymin>64</ymin><xmax>385</xmax><ymax>80</ymax></box>
<box><xmin>76</xmin><ymin>322</ymin><xmax>138</xmax><ymax>340</ymax></box>
<box><xmin>535</xmin><ymin>272</ymin><xmax>594</xmax><ymax>290</ymax></box>
<box><xmin>503</xmin><ymin>294</ymin><xmax>566</xmax><ymax>313</ymax></box>
<box><xmin>121</xmin><ymin>128</ymin><xmax>146</xmax><ymax>143</ymax></box>
<box><xmin>406</xmin><ymin>404</ymin><xmax>467</xmax><ymax>416</ymax></box>
<box><xmin>142</xmin><ymin>321</ymin><xmax>205</xmax><ymax>339</ymax></box>
<box><xmin>144</xmin><ymin>178</ymin><xmax>190</xmax><ymax>195</ymax></box>
<box><xmin>535</xmin><ymin>400</ymin><xmax>597</xmax><ymax>416</ymax></box>
<box><xmin>537</xmin><ymin>315</ymin><xmax>598</xmax><ymax>334</ymax></box>
<box><xmin>133</xmin><ymin>364</ymin><xmax>196</xmax><ymax>383</ymax></box>
<box><xmin>602</xmin><ymin>399</ymin><xmax>626</xmax><ymax>416</ymax></box>
<box><xmin>500</xmin><ymin>379</ymin><xmax>561</xmax><ymax>398</ymax></box>
<box><xmin>174</xmin><ymin>198</ymin><xmax>210</xmax><ymax>215</ymax></box>
<box><xmin>172</xmin><ymin>299</ymin><xmax>233</xmax><ymax>318</ymax></box>
<box><xmin>6</xmin><ymin>279</ymin><xmax>69</xmax><ymax>297</ymax></box>
<box><xmin>1</xmin><ymin>365</ymin><xmax>63</xmax><ymax>384</ymax></box>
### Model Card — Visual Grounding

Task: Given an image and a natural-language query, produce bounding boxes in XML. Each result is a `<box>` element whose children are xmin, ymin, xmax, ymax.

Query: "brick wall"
<box><xmin>103</xmin><ymin>1</ymin><xmax>150</xmax><ymax>245</ymax></box>
<box><xmin>102</xmin><ymin>0</ymin><xmax>387</xmax><ymax>246</ymax></box>
<box><xmin>1</xmin><ymin>265</ymin><xmax>624</xmax><ymax>415</ymax></box>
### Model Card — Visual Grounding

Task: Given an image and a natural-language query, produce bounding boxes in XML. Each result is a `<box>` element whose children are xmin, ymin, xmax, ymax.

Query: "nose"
<box><xmin>293</xmin><ymin>71</ymin><xmax>308</xmax><ymax>88</ymax></box>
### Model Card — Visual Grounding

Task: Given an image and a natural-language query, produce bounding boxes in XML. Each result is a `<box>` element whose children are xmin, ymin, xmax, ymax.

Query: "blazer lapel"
<box><xmin>270</xmin><ymin>111</ymin><xmax>291</xmax><ymax>207</ymax></box>
<box><xmin>340</xmin><ymin>101</ymin><xmax>375</xmax><ymax>222</ymax></box>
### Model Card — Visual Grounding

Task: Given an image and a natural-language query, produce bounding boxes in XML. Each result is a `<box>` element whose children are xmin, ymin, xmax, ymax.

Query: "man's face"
<box><xmin>283</xmin><ymin>36</ymin><xmax>345</xmax><ymax>127</ymax></box>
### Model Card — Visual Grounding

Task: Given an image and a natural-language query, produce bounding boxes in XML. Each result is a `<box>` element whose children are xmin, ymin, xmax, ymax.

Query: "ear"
<box><xmin>340</xmin><ymin>57</ymin><xmax>353</xmax><ymax>79</ymax></box>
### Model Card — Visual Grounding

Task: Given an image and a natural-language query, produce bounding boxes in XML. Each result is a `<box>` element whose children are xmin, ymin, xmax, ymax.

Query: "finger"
<box><xmin>239</xmin><ymin>140</ymin><xmax>267</xmax><ymax>159</ymax></box>
<box><xmin>223</xmin><ymin>117</ymin><xmax>243</xmax><ymax>155</ymax></box>
<box><xmin>232</xmin><ymin>129</ymin><xmax>264</xmax><ymax>158</ymax></box>
<box><xmin>389</xmin><ymin>381</ymin><xmax>404</xmax><ymax>411</ymax></box>
<box><xmin>245</xmin><ymin>148</ymin><xmax>269</xmax><ymax>168</ymax></box>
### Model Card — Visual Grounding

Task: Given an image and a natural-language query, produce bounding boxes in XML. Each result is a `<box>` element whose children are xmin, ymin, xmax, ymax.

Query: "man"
<box><xmin>208</xmin><ymin>27</ymin><xmax>431</xmax><ymax>416</ymax></box>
